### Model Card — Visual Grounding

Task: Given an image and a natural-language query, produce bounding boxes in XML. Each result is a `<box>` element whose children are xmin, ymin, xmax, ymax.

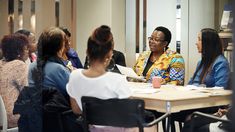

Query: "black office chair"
<box><xmin>81</xmin><ymin>96</ymin><xmax>169</xmax><ymax>132</ymax></box>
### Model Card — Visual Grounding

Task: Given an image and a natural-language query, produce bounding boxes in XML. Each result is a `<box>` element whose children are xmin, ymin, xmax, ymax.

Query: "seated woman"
<box><xmin>188</xmin><ymin>28</ymin><xmax>230</xmax><ymax>88</ymax></box>
<box><xmin>0</xmin><ymin>34</ymin><xmax>29</xmax><ymax>128</ymax></box>
<box><xmin>60</xmin><ymin>27</ymin><xmax>83</xmax><ymax>70</ymax></box>
<box><xmin>15</xmin><ymin>29</ymin><xmax>37</xmax><ymax>63</ymax></box>
<box><xmin>66</xmin><ymin>25</ymin><xmax>156</xmax><ymax>132</ymax></box>
<box><xmin>174</xmin><ymin>28</ymin><xmax>231</xmax><ymax>131</ymax></box>
<box><xmin>133</xmin><ymin>26</ymin><xmax>185</xmax><ymax>85</ymax></box>
<box><xmin>67</xmin><ymin>25</ymin><xmax>131</xmax><ymax>114</ymax></box>
<box><xmin>28</xmin><ymin>27</ymin><xmax>70</xmax><ymax>99</ymax></box>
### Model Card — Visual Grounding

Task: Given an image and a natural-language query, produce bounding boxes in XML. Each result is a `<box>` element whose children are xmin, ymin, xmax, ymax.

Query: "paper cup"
<box><xmin>152</xmin><ymin>76</ymin><xmax>161</xmax><ymax>88</ymax></box>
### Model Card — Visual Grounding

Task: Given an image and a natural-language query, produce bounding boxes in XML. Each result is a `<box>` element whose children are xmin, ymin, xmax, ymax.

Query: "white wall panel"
<box><xmin>125</xmin><ymin>0</ymin><xmax>136</xmax><ymax>67</ymax></box>
<box><xmin>181</xmin><ymin>0</ymin><xmax>189</xmax><ymax>83</ymax></box>
<box><xmin>111</xmin><ymin>0</ymin><xmax>125</xmax><ymax>53</ymax></box>
<box><xmin>147</xmin><ymin>0</ymin><xmax>177</xmax><ymax>51</ymax></box>
<box><xmin>76</xmin><ymin>0</ymin><xmax>125</xmax><ymax>64</ymax></box>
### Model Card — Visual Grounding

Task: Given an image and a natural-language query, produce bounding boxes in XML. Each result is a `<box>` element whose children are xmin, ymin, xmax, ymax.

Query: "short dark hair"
<box><xmin>87</xmin><ymin>25</ymin><xmax>113</xmax><ymax>62</ymax></box>
<box><xmin>59</xmin><ymin>27</ymin><xmax>71</xmax><ymax>37</ymax></box>
<box><xmin>1</xmin><ymin>34</ymin><xmax>29</xmax><ymax>61</ymax></box>
<box><xmin>15</xmin><ymin>29</ymin><xmax>31</xmax><ymax>37</ymax></box>
<box><xmin>154</xmin><ymin>26</ymin><xmax>172</xmax><ymax>46</ymax></box>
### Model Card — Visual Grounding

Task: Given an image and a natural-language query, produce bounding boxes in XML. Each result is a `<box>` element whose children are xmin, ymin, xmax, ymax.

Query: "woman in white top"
<box><xmin>66</xmin><ymin>25</ymin><xmax>132</xmax><ymax>132</ymax></box>
<box><xmin>66</xmin><ymin>25</ymin><xmax>131</xmax><ymax>114</ymax></box>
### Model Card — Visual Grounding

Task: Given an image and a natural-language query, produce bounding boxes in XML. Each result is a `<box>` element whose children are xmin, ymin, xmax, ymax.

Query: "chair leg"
<box><xmin>170</xmin><ymin>120</ymin><xmax>176</xmax><ymax>132</ymax></box>
<box><xmin>179</xmin><ymin>122</ymin><xmax>183</xmax><ymax>131</ymax></box>
<box><xmin>162</xmin><ymin>118</ymin><xmax>172</xmax><ymax>132</ymax></box>
<box><xmin>162</xmin><ymin>119</ymin><xmax>166</xmax><ymax>132</ymax></box>
<box><xmin>139</xmin><ymin>126</ymin><xmax>144</xmax><ymax>132</ymax></box>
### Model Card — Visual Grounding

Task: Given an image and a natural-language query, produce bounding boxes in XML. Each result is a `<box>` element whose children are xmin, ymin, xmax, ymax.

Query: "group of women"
<box><xmin>0</xmin><ymin>24</ymin><xmax>230</xmax><ymax>132</ymax></box>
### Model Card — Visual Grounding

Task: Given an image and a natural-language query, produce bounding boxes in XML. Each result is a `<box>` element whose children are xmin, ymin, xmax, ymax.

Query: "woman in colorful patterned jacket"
<box><xmin>134</xmin><ymin>26</ymin><xmax>185</xmax><ymax>85</ymax></box>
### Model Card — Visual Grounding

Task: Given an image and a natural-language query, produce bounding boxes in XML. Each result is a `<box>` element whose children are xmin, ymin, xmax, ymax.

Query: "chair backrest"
<box><xmin>81</xmin><ymin>96</ymin><xmax>145</xmax><ymax>131</ymax></box>
<box><xmin>0</xmin><ymin>96</ymin><xmax>18</xmax><ymax>132</ymax></box>
<box><xmin>0</xmin><ymin>96</ymin><xmax>8</xmax><ymax>132</ymax></box>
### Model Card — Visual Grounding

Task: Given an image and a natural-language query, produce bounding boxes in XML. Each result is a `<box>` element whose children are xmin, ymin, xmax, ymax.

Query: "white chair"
<box><xmin>0</xmin><ymin>96</ymin><xmax>18</xmax><ymax>132</ymax></box>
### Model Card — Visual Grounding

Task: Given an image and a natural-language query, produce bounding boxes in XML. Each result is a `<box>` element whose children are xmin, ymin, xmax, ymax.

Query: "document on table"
<box><xmin>131</xmin><ymin>88</ymin><xmax>160</xmax><ymax>94</ymax></box>
<box><xmin>183</xmin><ymin>85</ymin><xmax>225</xmax><ymax>96</ymax></box>
<box><xmin>174</xmin><ymin>85</ymin><xmax>224</xmax><ymax>92</ymax></box>
<box><xmin>116</xmin><ymin>64</ymin><xmax>146</xmax><ymax>81</ymax></box>
<box><xmin>185</xmin><ymin>85</ymin><xmax>224</xmax><ymax>90</ymax></box>
<box><xmin>128</xmin><ymin>82</ymin><xmax>160</xmax><ymax>94</ymax></box>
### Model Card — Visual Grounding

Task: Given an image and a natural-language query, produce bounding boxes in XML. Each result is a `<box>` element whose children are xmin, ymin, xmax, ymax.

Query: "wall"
<box><xmin>0</xmin><ymin>1</ymin><xmax>9</xmax><ymax>37</ymax></box>
<box><xmin>146</xmin><ymin>0</ymin><xmax>177</xmax><ymax>51</ymax></box>
<box><xmin>35</xmin><ymin>0</ymin><xmax>56</xmax><ymax>38</ymax></box>
<box><xmin>181</xmin><ymin>0</ymin><xmax>189</xmax><ymax>83</ymax></box>
<box><xmin>76</xmin><ymin>0</ymin><xmax>126</xmax><ymax>64</ymax></box>
<box><xmin>0</xmin><ymin>0</ymin><xmax>74</xmax><ymax>40</ymax></box>
<box><xmin>111</xmin><ymin>0</ymin><xmax>126</xmax><ymax>53</ymax></box>
<box><xmin>125</xmin><ymin>0</ymin><xmax>136</xmax><ymax>67</ymax></box>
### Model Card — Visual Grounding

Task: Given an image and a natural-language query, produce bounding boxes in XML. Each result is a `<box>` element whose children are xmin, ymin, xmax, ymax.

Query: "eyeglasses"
<box><xmin>148</xmin><ymin>37</ymin><xmax>165</xmax><ymax>43</ymax></box>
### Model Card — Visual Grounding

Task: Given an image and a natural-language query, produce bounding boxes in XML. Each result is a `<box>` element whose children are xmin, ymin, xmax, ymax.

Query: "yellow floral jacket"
<box><xmin>133</xmin><ymin>49</ymin><xmax>185</xmax><ymax>85</ymax></box>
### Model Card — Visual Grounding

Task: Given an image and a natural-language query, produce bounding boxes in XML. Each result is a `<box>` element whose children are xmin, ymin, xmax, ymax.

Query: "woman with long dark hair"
<box><xmin>28</xmin><ymin>27</ymin><xmax>70</xmax><ymax>97</ymax></box>
<box><xmin>188</xmin><ymin>28</ymin><xmax>230</xmax><ymax>88</ymax></box>
<box><xmin>15</xmin><ymin>27</ymin><xmax>79</xmax><ymax>132</ymax></box>
<box><xmin>174</xmin><ymin>28</ymin><xmax>231</xmax><ymax>132</ymax></box>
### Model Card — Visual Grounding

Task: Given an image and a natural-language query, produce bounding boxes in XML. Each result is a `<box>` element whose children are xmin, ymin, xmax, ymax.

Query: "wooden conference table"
<box><xmin>129</xmin><ymin>82</ymin><xmax>232</xmax><ymax>132</ymax></box>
